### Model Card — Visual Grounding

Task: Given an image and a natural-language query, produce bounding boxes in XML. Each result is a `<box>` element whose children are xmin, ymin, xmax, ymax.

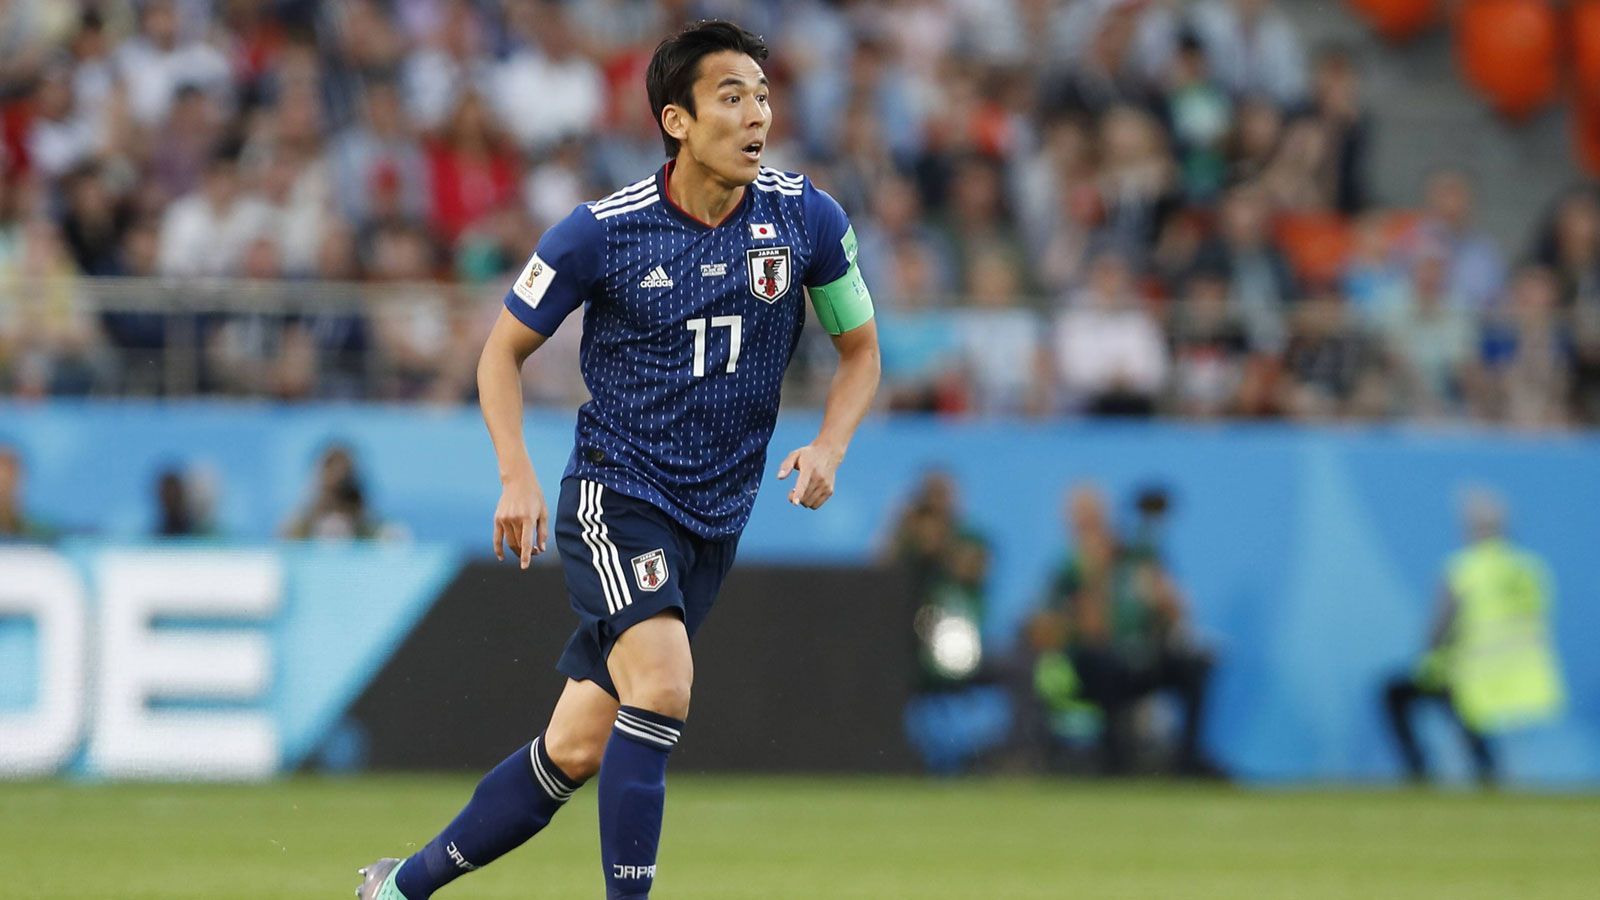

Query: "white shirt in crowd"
<box><xmin>492</xmin><ymin>50</ymin><xmax>603</xmax><ymax>152</ymax></box>
<box><xmin>1053</xmin><ymin>300</ymin><xmax>1169</xmax><ymax>400</ymax></box>
<box><xmin>114</xmin><ymin>35</ymin><xmax>231</xmax><ymax>127</ymax></box>
<box><xmin>156</xmin><ymin>193</ymin><xmax>272</xmax><ymax>278</ymax></box>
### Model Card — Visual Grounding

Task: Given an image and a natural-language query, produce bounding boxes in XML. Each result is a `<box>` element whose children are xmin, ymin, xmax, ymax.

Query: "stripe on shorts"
<box><xmin>579</xmin><ymin>480</ymin><xmax>632</xmax><ymax>614</ymax></box>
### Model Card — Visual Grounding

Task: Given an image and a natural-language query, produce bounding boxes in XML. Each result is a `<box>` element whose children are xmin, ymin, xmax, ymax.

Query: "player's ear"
<box><xmin>661</xmin><ymin>104</ymin><xmax>691</xmax><ymax>144</ymax></box>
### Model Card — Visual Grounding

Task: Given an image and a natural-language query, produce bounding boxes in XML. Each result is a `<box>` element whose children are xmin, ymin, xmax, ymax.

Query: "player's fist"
<box><xmin>493</xmin><ymin>473</ymin><xmax>548</xmax><ymax>569</ymax></box>
<box><xmin>777</xmin><ymin>443</ymin><xmax>843</xmax><ymax>510</ymax></box>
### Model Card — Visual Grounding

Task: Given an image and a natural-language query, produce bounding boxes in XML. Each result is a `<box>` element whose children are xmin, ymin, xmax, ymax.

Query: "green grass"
<box><xmin>2</xmin><ymin>776</ymin><xmax>1597</xmax><ymax>898</ymax></box>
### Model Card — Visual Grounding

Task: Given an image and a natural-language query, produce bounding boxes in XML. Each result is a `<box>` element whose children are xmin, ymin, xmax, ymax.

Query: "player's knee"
<box><xmin>623</xmin><ymin>674</ymin><xmax>692</xmax><ymax>720</ymax></box>
<box><xmin>544</xmin><ymin>728</ymin><xmax>606</xmax><ymax>781</ymax></box>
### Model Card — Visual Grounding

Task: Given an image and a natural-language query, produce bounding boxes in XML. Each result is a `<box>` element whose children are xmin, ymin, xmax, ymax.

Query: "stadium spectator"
<box><xmin>1027</xmin><ymin>483</ymin><xmax>1223</xmax><ymax>777</ymax></box>
<box><xmin>1532</xmin><ymin>187</ymin><xmax>1600</xmax><ymax>311</ymax></box>
<box><xmin>59</xmin><ymin>163</ymin><xmax>131</xmax><ymax>276</ymax></box>
<box><xmin>1224</xmin><ymin>95</ymin><xmax>1284</xmax><ymax>189</ymax></box>
<box><xmin>156</xmin><ymin>146</ymin><xmax>270</xmax><ymax>278</ymax></box>
<box><xmin>854</xmin><ymin>173</ymin><xmax>955</xmax><ymax>311</ymax></box>
<box><xmin>281</xmin><ymin>443</ymin><xmax>386</xmax><ymax>541</ymax></box>
<box><xmin>1280</xmin><ymin>293</ymin><xmax>1384</xmax><ymax>421</ymax></box>
<box><xmin>935</xmin><ymin>155</ymin><xmax>1027</xmax><ymax>301</ymax></box>
<box><xmin>399</xmin><ymin>0</ymin><xmax>493</xmax><ymax>131</ymax></box>
<box><xmin>0</xmin><ymin>445</ymin><xmax>53</xmax><ymax>542</ymax></box>
<box><xmin>1382</xmin><ymin>489</ymin><xmax>1566</xmax><ymax>786</ymax></box>
<box><xmin>1479</xmin><ymin>266</ymin><xmax>1571</xmax><ymax>430</ymax></box>
<box><xmin>426</xmin><ymin>92</ymin><xmax>519</xmax><ymax>245</ymax></box>
<box><xmin>1254</xmin><ymin>116</ymin><xmax>1332</xmax><ymax>213</ymax></box>
<box><xmin>1194</xmin><ymin>185</ymin><xmax>1296</xmax><ymax>352</ymax></box>
<box><xmin>1189</xmin><ymin>0</ymin><xmax>1307</xmax><ymax>106</ymax></box>
<box><xmin>953</xmin><ymin>249</ymin><xmax>1049</xmax><ymax>416</ymax></box>
<box><xmin>1404</xmin><ymin>168</ymin><xmax>1507</xmax><ymax>312</ymax></box>
<box><xmin>367</xmin><ymin>222</ymin><xmax>453</xmax><ymax>399</ymax></box>
<box><xmin>1095</xmin><ymin>105</ymin><xmax>1181</xmax><ymax>257</ymax></box>
<box><xmin>491</xmin><ymin>0</ymin><xmax>603</xmax><ymax>154</ymax></box>
<box><xmin>1043</xmin><ymin>0</ymin><xmax>1167</xmax><ymax>118</ymax></box>
<box><xmin>26</xmin><ymin>63</ymin><xmax>102</xmax><ymax>182</ymax></box>
<box><xmin>329</xmin><ymin>78</ymin><xmax>430</xmax><ymax>230</ymax></box>
<box><xmin>1161</xmin><ymin>30</ymin><xmax>1232</xmax><ymax>205</ymax></box>
<box><xmin>147</xmin><ymin>83</ymin><xmax>224</xmax><ymax>201</ymax></box>
<box><xmin>1053</xmin><ymin>248</ymin><xmax>1168</xmax><ymax>415</ymax></box>
<box><xmin>152</xmin><ymin>464</ymin><xmax>214</xmax><ymax>537</ymax></box>
<box><xmin>1308</xmin><ymin>44</ymin><xmax>1370</xmax><ymax>215</ymax></box>
<box><xmin>114</xmin><ymin>0</ymin><xmax>231</xmax><ymax>129</ymax></box>
<box><xmin>1374</xmin><ymin>248</ymin><xmax>1480</xmax><ymax>419</ymax></box>
<box><xmin>1168</xmin><ymin>267</ymin><xmax>1250</xmax><ymax>418</ymax></box>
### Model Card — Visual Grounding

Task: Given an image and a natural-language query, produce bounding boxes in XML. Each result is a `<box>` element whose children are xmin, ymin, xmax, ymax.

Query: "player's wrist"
<box><xmin>811</xmin><ymin>439</ymin><xmax>847</xmax><ymax>464</ymax></box>
<box><xmin>499</xmin><ymin>458</ymin><xmax>538</xmax><ymax>487</ymax></box>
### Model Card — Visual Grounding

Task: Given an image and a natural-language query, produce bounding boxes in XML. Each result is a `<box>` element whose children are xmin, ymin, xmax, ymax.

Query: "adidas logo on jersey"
<box><xmin>639</xmin><ymin>266</ymin><xmax>674</xmax><ymax>288</ymax></box>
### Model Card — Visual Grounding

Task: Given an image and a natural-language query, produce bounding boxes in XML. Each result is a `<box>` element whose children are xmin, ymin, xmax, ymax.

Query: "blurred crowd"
<box><xmin>1</xmin><ymin>0</ymin><xmax>1598</xmax><ymax>427</ymax></box>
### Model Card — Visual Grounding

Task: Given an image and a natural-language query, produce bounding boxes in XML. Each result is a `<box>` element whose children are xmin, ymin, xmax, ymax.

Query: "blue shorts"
<box><xmin>553</xmin><ymin>476</ymin><xmax>739</xmax><ymax>697</ymax></box>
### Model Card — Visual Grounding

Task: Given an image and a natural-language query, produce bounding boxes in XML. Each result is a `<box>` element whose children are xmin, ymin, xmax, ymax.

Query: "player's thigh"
<box><xmin>607</xmin><ymin>612</ymin><xmax>693</xmax><ymax>715</ymax></box>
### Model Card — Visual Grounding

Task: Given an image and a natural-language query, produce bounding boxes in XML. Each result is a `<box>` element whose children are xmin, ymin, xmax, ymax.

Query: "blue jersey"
<box><xmin>503</xmin><ymin>163</ymin><xmax>856</xmax><ymax>539</ymax></box>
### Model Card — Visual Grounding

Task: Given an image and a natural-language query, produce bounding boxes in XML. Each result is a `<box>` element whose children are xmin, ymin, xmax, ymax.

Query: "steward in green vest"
<box><xmin>1383</xmin><ymin>490</ymin><xmax>1565</xmax><ymax>785</ymax></box>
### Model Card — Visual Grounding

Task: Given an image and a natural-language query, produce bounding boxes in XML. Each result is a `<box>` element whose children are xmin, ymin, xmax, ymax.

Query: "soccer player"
<box><xmin>357</xmin><ymin>20</ymin><xmax>880</xmax><ymax>900</ymax></box>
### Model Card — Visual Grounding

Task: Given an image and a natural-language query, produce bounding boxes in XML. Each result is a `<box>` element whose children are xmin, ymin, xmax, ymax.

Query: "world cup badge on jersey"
<box><xmin>631</xmin><ymin>549</ymin><xmax>669</xmax><ymax>592</ymax></box>
<box><xmin>745</xmin><ymin>246</ymin><xmax>792</xmax><ymax>303</ymax></box>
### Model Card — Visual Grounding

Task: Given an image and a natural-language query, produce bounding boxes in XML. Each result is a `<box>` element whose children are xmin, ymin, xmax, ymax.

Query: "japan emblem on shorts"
<box><xmin>631</xmin><ymin>549</ymin><xmax>669</xmax><ymax>592</ymax></box>
<box><xmin>745</xmin><ymin>246</ymin><xmax>792</xmax><ymax>303</ymax></box>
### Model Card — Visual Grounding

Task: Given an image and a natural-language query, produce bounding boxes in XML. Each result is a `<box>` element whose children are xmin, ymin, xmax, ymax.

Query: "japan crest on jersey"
<box><xmin>746</xmin><ymin>246</ymin><xmax>792</xmax><ymax>303</ymax></box>
<box><xmin>631</xmin><ymin>549</ymin><xmax>669</xmax><ymax>592</ymax></box>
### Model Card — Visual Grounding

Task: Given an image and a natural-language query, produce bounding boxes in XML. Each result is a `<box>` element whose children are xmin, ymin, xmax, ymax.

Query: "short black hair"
<box><xmin>645</xmin><ymin>20</ymin><xmax>768</xmax><ymax>158</ymax></box>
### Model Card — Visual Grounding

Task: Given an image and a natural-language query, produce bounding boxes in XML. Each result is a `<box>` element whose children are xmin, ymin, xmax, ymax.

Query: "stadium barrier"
<box><xmin>2</xmin><ymin>404</ymin><xmax>1597</xmax><ymax>783</ymax></box>
<box><xmin>0</xmin><ymin>543</ymin><xmax>912</xmax><ymax>780</ymax></box>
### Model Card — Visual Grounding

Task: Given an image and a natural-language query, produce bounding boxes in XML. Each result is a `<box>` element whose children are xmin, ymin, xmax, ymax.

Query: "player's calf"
<box><xmin>387</xmin><ymin>734</ymin><xmax>586</xmax><ymax>899</ymax></box>
<box><xmin>599</xmin><ymin>705</ymin><xmax>685</xmax><ymax>899</ymax></box>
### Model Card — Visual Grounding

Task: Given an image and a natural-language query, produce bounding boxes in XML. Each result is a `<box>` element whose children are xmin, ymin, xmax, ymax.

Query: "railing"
<box><xmin>2</xmin><ymin>275</ymin><xmax>1593</xmax><ymax>427</ymax></box>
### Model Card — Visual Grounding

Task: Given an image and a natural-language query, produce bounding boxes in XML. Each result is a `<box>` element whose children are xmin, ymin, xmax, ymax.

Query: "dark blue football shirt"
<box><xmin>503</xmin><ymin>162</ymin><xmax>856</xmax><ymax>539</ymax></box>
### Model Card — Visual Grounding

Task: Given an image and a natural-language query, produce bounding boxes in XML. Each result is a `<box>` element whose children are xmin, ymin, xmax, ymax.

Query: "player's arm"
<box><xmin>480</xmin><ymin>204</ymin><xmax>601</xmax><ymax>566</ymax></box>
<box><xmin>778</xmin><ymin>185</ymin><xmax>879</xmax><ymax>509</ymax></box>
<box><xmin>479</xmin><ymin>309</ymin><xmax>551</xmax><ymax>568</ymax></box>
<box><xmin>778</xmin><ymin>319</ymin><xmax>880</xmax><ymax>509</ymax></box>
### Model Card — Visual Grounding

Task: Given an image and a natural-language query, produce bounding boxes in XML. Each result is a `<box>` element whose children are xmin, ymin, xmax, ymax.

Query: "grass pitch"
<box><xmin>2</xmin><ymin>776</ymin><xmax>1596</xmax><ymax>899</ymax></box>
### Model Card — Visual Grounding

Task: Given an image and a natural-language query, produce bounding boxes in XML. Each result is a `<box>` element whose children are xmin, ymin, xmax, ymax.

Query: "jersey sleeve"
<box><xmin>801</xmin><ymin>182</ymin><xmax>874</xmax><ymax>335</ymax></box>
<box><xmin>502</xmin><ymin>204</ymin><xmax>604</xmax><ymax>337</ymax></box>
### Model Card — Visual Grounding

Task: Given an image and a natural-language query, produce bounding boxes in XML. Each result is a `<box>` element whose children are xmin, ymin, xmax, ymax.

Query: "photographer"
<box><xmin>1028</xmin><ymin>483</ymin><xmax>1224</xmax><ymax>777</ymax></box>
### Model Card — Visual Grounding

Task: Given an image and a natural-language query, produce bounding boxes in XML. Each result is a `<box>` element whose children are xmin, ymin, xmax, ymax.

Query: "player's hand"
<box><xmin>493</xmin><ymin>473</ymin><xmax>548</xmax><ymax>569</ymax></box>
<box><xmin>776</xmin><ymin>444</ymin><xmax>843</xmax><ymax>510</ymax></box>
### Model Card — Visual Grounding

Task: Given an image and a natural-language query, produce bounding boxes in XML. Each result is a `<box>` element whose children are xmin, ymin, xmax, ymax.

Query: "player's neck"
<box><xmin>665</xmin><ymin>157</ymin><xmax>744</xmax><ymax>227</ymax></box>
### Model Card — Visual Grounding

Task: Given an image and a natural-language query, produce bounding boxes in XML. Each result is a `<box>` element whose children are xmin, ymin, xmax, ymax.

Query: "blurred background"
<box><xmin>2</xmin><ymin>0</ymin><xmax>1598</xmax><ymax>801</ymax></box>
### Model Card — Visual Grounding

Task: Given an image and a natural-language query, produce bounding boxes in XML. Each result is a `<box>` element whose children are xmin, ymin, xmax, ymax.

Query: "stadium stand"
<box><xmin>0</xmin><ymin>0</ymin><xmax>1596</xmax><ymax>427</ymax></box>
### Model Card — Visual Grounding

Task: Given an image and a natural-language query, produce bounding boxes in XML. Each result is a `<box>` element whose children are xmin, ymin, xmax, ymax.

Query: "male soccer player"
<box><xmin>357</xmin><ymin>20</ymin><xmax>879</xmax><ymax>900</ymax></box>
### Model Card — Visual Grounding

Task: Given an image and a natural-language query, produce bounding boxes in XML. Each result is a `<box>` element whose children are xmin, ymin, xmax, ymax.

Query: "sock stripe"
<box><xmin>614</xmin><ymin>719</ymin><xmax>679</xmax><ymax>750</ymax></box>
<box><xmin>529</xmin><ymin>737</ymin><xmax>576</xmax><ymax>802</ymax></box>
<box><xmin>616</xmin><ymin>706</ymin><xmax>684</xmax><ymax>732</ymax></box>
<box><xmin>615</xmin><ymin>710</ymin><xmax>681</xmax><ymax>743</ymax></box>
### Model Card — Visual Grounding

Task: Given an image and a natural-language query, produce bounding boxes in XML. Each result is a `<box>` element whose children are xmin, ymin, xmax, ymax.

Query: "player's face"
<box><xmin>678</xmin><ymin>51</ymin><xmax>770</xmax><ymax>186</ymax></box>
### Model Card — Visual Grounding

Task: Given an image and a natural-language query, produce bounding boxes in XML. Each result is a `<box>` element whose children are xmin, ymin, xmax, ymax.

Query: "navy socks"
<box><xmin>599</xmin><ymin>706</ymin><xmax>684</xmax><ymax>899</ymax></box>
<box><xmin>394</xmin><ymin>734</ymin><xmax>581</xmax><ymax>899</ymax></box>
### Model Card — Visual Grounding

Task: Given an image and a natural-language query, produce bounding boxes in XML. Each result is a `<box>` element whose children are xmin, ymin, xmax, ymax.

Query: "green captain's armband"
<box><xmin>808</xmin><ymin>225</ymin><xmax>874</xmax><ymax>335</ymax></box>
